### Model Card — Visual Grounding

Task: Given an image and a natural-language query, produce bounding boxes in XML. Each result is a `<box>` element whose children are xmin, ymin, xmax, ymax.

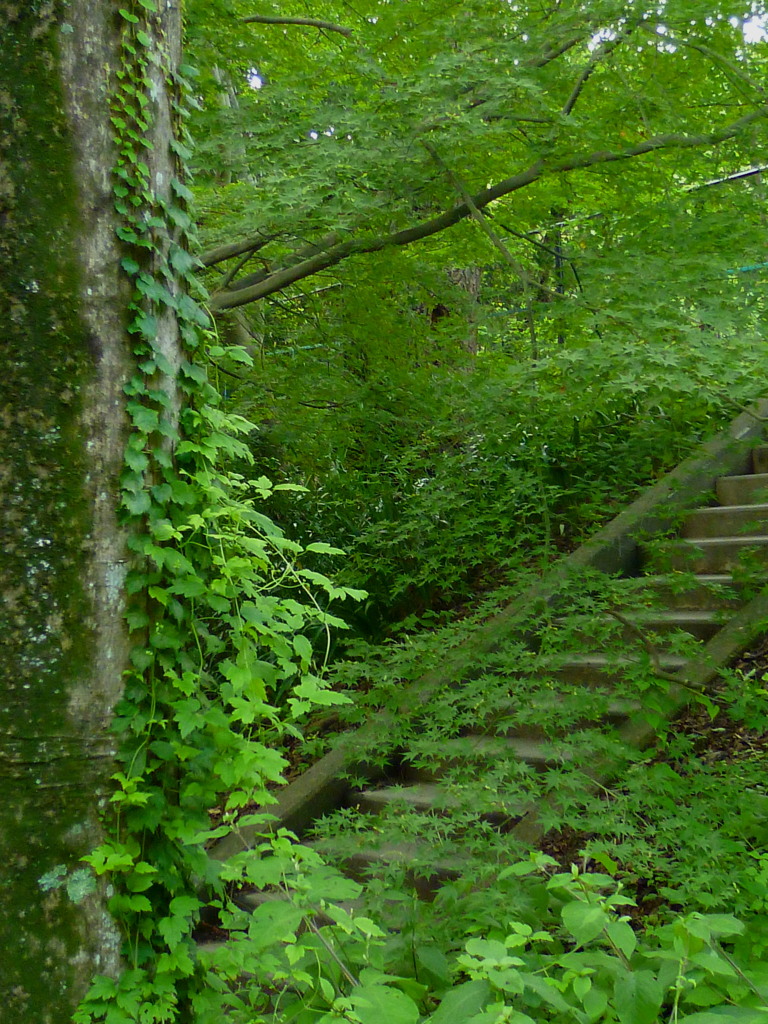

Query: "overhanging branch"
<box><xmin>241</xmin><ymin>14</ymin><xmax>352</xmax><ymax>37</ymax></box>
<box><xmin>209</xmin><ymin>106</ymin><xmax>767</xmax><ymax>312</ymax></box>
<box><xmin>200</xmin><ymin>232</ymin><xmax>279</xmax><ymax>268</ymax></box>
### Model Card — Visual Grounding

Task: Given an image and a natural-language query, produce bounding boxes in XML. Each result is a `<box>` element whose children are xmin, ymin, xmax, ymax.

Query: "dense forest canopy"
<box><xmin>184</xmin><ymin>0</ymin><xmax>768</xmax><ymax>630</ymax></box>
<box><xmin>6</xmin><ymin>1</ymin><xmax>768</xmax><ymax>1021</ymax></box>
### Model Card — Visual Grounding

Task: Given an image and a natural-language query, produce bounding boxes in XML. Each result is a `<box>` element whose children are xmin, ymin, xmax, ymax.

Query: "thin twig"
<box><xmin>302</xmin><ymin>915</ymin><xmax>360</xmax><ymax>987</ymax></box>
<box><xmin>710</xmin><ymin>939</ymin><xmax>768</xmax><ymax>1006</ymax></box>
<box><xmin>562</xmin><ymin>29</ymin><xmax>634</xmax><ymax>116</ymax></box>
<box><xmin>219</xmin><ymin>250</ymin><xmax>259</xmax><ymax>292</ymax></box>
<box><xmin>606</xmin><ymin>608</ymin><xmax>683</xmax><ymax>683</ymax></box>
<box><xmin>422</xmin><ymin>139</ymin><xmax>543</xmax><ymax>356</ymax></box>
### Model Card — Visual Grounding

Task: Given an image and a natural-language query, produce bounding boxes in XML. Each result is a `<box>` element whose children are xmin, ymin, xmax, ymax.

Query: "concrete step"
<box><xmin>354</xmin><ymin>782</ymin><xmax>528</xmax><ymax>825</ymax></box>
<box><xmin>628</xmin><ymin>608</ymin><xmax>727</xmax><ymax>640</ymax></box>
<box><xmin>639</xmin><ymin>574</ymin><xmax>744</xmax><ymax>609</ymax></box>
<box><xmin>547</xmin><ymin>652</ymin><xmax>688</xmax><ymax>687</ymax></box>
<box><xmin>402</xmin><ymin>735</ymin><xmax>572</xmax><ymax>783</ymax></box>
<box><xmin>716</xmin><ymin>473</ymin><xmax>768</xmax><ymax>506</ymax></box>
<box><xmin>310</xmin><ymin>838</ymin><xmax>471</xmax><ymax>895</ymax></box>
<box><xmin>643</xmin><ymin>536</ymin><xmax>768</xmax><ymax>573</ymax></box>
<box><xmin>485</xmin><ymin>696</ymin><xmax>638</xmax><ymax>738</ymax></box>
<box><xmin>683</xmin><ymin>504</ymin><xmax>768</xmax><ymax>539</ymax></box>
<box><xmin>561</xmin><ymin>608</ymin><xmax>725</xmax><ymax>642</ymax></box>
<box><xmin>355</xmin><ymin>783</ymin><xmax>451</xmax><ymax>813</ymax></box>
<box><xmin>753</xmin><ymin>446</ymin><xmax>768</xmax><ymax>474</ymax></box>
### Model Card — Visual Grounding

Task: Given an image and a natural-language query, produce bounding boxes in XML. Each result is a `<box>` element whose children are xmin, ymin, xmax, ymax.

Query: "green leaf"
<box><xmin>177</xmin><ymin>293</ymin><xmax>210</xmax><ymax>326</ymax></box>
<box><xmin>685</xmin><ymin>914</ymin><xmax>745</xmax><ymax>940</ymax></box>
<box><xmin>122</xmin><ymin>490</ymin><xmax>151</xmax><ymax>516</ymax></box>
<box><xmin>126</xmin><ymin>401</ymin><xmax>159</xmax><ymax>433</ymax></box>
<box><xmin>561</xmin><ymin>900</ymin><xmax>610</xmax><ymax>946</ymax></box>
<box><xmin>293</xmin><ymin>634</ymin><xmax>313</xmax><ymax>665</ymax></box>
<box><xmin>347</xmin><ymin>985</ymin><xmax>420</xmax><ymax>1024</ymax></box>
<box><xmin>613</xmin><ymin>970</ymin><xmax>664</xmax><ymax>1024</ymax></box>
<box><xmin>171</xmin><ymin>177</ymin><xmax>194</xmax><ymax>202</ymax></box>
<box><xmin>304</xmin><ymin>541</ymin><xmax>345</xmax><ymax>555</ymax></box>
<box><xmin>606</xmin><ymin>920</ymin><xmax>637</xmax><ymax>961</ymax></box>
<box><xmin>676</xmin><ymin>1012</ymin><xmax>768</xmax><ymax>1023</ymax></box>
<box><xmin>169</xmin><ymin>245</ymin><xmax>198</xmax><ymax>275</ymax></box>
<box><xmin>427</xmin><ymin>980</ymin><xmax>491</xmax><ymax>1024</ymax></box>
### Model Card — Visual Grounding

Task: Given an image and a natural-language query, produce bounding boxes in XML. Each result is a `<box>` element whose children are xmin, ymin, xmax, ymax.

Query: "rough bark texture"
<box><xmin>0</xmin><ymin>1</ymin><xmax>180</xmax><ymax>1016</ymax></box>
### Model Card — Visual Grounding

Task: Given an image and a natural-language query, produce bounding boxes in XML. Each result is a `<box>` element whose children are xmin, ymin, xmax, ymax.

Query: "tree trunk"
<box><xmin>0</xmin><ymin>1</ymin><xmax>181</xmax><ymax>1016</ymax></box>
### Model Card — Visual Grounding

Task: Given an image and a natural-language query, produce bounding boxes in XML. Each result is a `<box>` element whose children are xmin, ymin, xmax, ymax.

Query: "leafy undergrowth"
<box><xmin>220</xmin><ymin>661</ymin><xmax>768</xmax><ymax>1024</ymax></box>
<box><xmin>201</xmin><ymin>565</ymin><xmax>768</xmax><ymax>1022</ymax></box>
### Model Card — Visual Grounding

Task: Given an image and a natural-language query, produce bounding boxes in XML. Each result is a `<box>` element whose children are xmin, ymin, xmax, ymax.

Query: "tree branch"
<box><xmin>209</xmin><ymin>105</ymin><xmax>767</xmax><ymax>312</ymax></box>
<box><xmin>200</xmin><ymin>232</ymin><xmax>280</xmax><ymax>268</ymax></box>
<box><xmin>423</xmin><ymin>139</ymin><xmax>543</xmax><ymax>357</ymax></box>
<box><xmin>241</xmin><ymin>14</ymin><xmax>352</xmax><ymax>37</ymax></box>
<box><xmin>422</xmin><ymin>140</ymin><xmax>542</xmax><ymax>289</ymax></box>
<box><xmin>219</xmin><ymin>233</ymin><xmax>341</xmax><ymax>294</ymax></box>
<box><xmin>562</xmin><ymin>28</ymin><xmax>634</xmax><ymax>116</ymax></box>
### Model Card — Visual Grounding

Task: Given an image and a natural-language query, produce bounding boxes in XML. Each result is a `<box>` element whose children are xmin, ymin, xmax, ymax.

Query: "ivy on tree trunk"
<box><xmin>0</xmin><ymin>1</ymin><xmax>181</xmax><ymax>1015</ymax></box>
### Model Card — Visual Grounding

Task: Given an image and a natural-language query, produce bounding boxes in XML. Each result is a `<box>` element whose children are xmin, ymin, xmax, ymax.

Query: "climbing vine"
<box><xmin>69</xmin><ymin>4</ymin><xmax>768</xmax><ymax>1023</ymax></box>
<box><xmin>73</xmin><ymin>3</ymin><xmax>363</xmax><ymax>1020</ymax></box>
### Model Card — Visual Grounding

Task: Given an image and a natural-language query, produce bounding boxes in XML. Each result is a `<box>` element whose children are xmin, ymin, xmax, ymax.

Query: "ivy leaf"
<box><xmin>123</xmin><ymin>490</ymin><xmax>151</xmax><ymax>516</ymax></box>
<box><xmin>169</xmin><ymin>244</ymin><xmax>198</xmax><ymax>275</ymax></box>
<box><xmin>171</xmin><ymin>177</ymin><xmax>194</xmax><ymax>202</ymax></box>
<box><xmin>177</xmin><ymin>293</ymin><xmax>210</xmax><ymax>326</ymax></box>
<box><xmin>126</xmin><ymin>402</ymin><xmax>159</xmax><ymax>433</ymax></box>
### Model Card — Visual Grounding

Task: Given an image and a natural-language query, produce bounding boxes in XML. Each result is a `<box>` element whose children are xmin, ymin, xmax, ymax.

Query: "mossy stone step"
<box><xmin>546</xmin><ymin>652</ymin><xmax>689</xmax><ymax>686</ymax></box>
<box><xmin>560</xmin><ymin>608</ymin><xmax>726</xmax><ymax>642</ymax></box>
<box><xmin>310</xmin><ymin>839</ymin><xmax>468</xmax><ymax>895</ymax></box>
<box><xmin>401</xmin><ymin>734</ymin><xmax>574</xmax><ymax>783</ymax></box>
<box><xmin>484</xmin><ymin>695</ymin><xmax>639</xmax><ymax>738</ymax></box>
<box><xmin>683</xmin><ymin>503</ymin><xmax>768</xmax><ymax>539</ymax></box>
<box><xmin>643</xmin><ymin>536</ymin><xmax>768</xmax><ymax>574</ymax></box>
<box><xmin>639</xmin><ymin>574</ymin><xmax>744</xmax><ymax>609</ymax></box>
<box><xmin>354</xmin><ymin>782</ymin><xmax>528</xmax><ymax>825</ymax></box>
<box><xmin>716</xmin><ymin>472</ymin><xmax>768</xmax><ymax>506</ymax></box>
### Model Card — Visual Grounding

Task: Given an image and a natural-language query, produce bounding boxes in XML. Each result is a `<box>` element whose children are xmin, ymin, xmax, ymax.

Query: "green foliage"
<box><xmin>177</xmin><ymin>855</ymin><xmax>768</xmax><ymax>1023</ymax></box>
<box><xmin>230</xmin><ymin>313</ymin><xmax>765</xmax><ymax>634</ymax></box>
<box><xmin>185</xmin><ymin>0</ymin><xmax>768</xmax><ymax>635</ymax></box>
<box><xmin>77</xmin><ymin>0</ymin><xmax>768</xmax><ymax>1020</ymax></box>
<box><xmin>76</xmin><ymin>7</ymin><xmax>363</xmax><ymax>1022</ymax></box>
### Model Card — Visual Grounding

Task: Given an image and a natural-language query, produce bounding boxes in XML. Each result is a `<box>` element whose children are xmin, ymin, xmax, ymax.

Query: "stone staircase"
<box><xmin>213</xmin><ymin>428</ymin><xmax>768</xmax><ymax>904</ymax></box>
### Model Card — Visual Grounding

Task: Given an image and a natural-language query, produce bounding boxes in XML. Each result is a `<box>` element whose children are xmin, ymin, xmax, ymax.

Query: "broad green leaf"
<box><xmin>561</xmin><ymin>900</ymin><xmax>610</xmax><ymax>946</ymax></box>
<box><xmin>606</xmin><ymin>920</ymin><xmax>637</xmax><ymax>961</ymax></box>
<box><xmin>347</xmin><ymin>984</ymin><xmax>420</xmax><ymax>1024</ymax></box>
<box><xmin>613</xmin><ymin>970</ymin><xmax>664</xmax><ymax>1024</ymax></box>
<box><xmin>677</xmin><ymin>1012</ymin><xmax>768</xmax><ymax>1023</ymax></box>
<box><xmin>416</xmin><ymin>945</ymin><xmax>452</xmax><ymax>986</ymax></box>
<box><xmin>426</xmin><ymin>980</ymin><xmax>492</xmax><ymax>1024</ymax></box>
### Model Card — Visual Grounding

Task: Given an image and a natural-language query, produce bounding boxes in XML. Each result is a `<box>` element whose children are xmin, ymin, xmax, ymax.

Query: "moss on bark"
<box><xmin>0</xmin><ymin>1</ymin><xmax>128</xmax><ymax>1014</ymax></box>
